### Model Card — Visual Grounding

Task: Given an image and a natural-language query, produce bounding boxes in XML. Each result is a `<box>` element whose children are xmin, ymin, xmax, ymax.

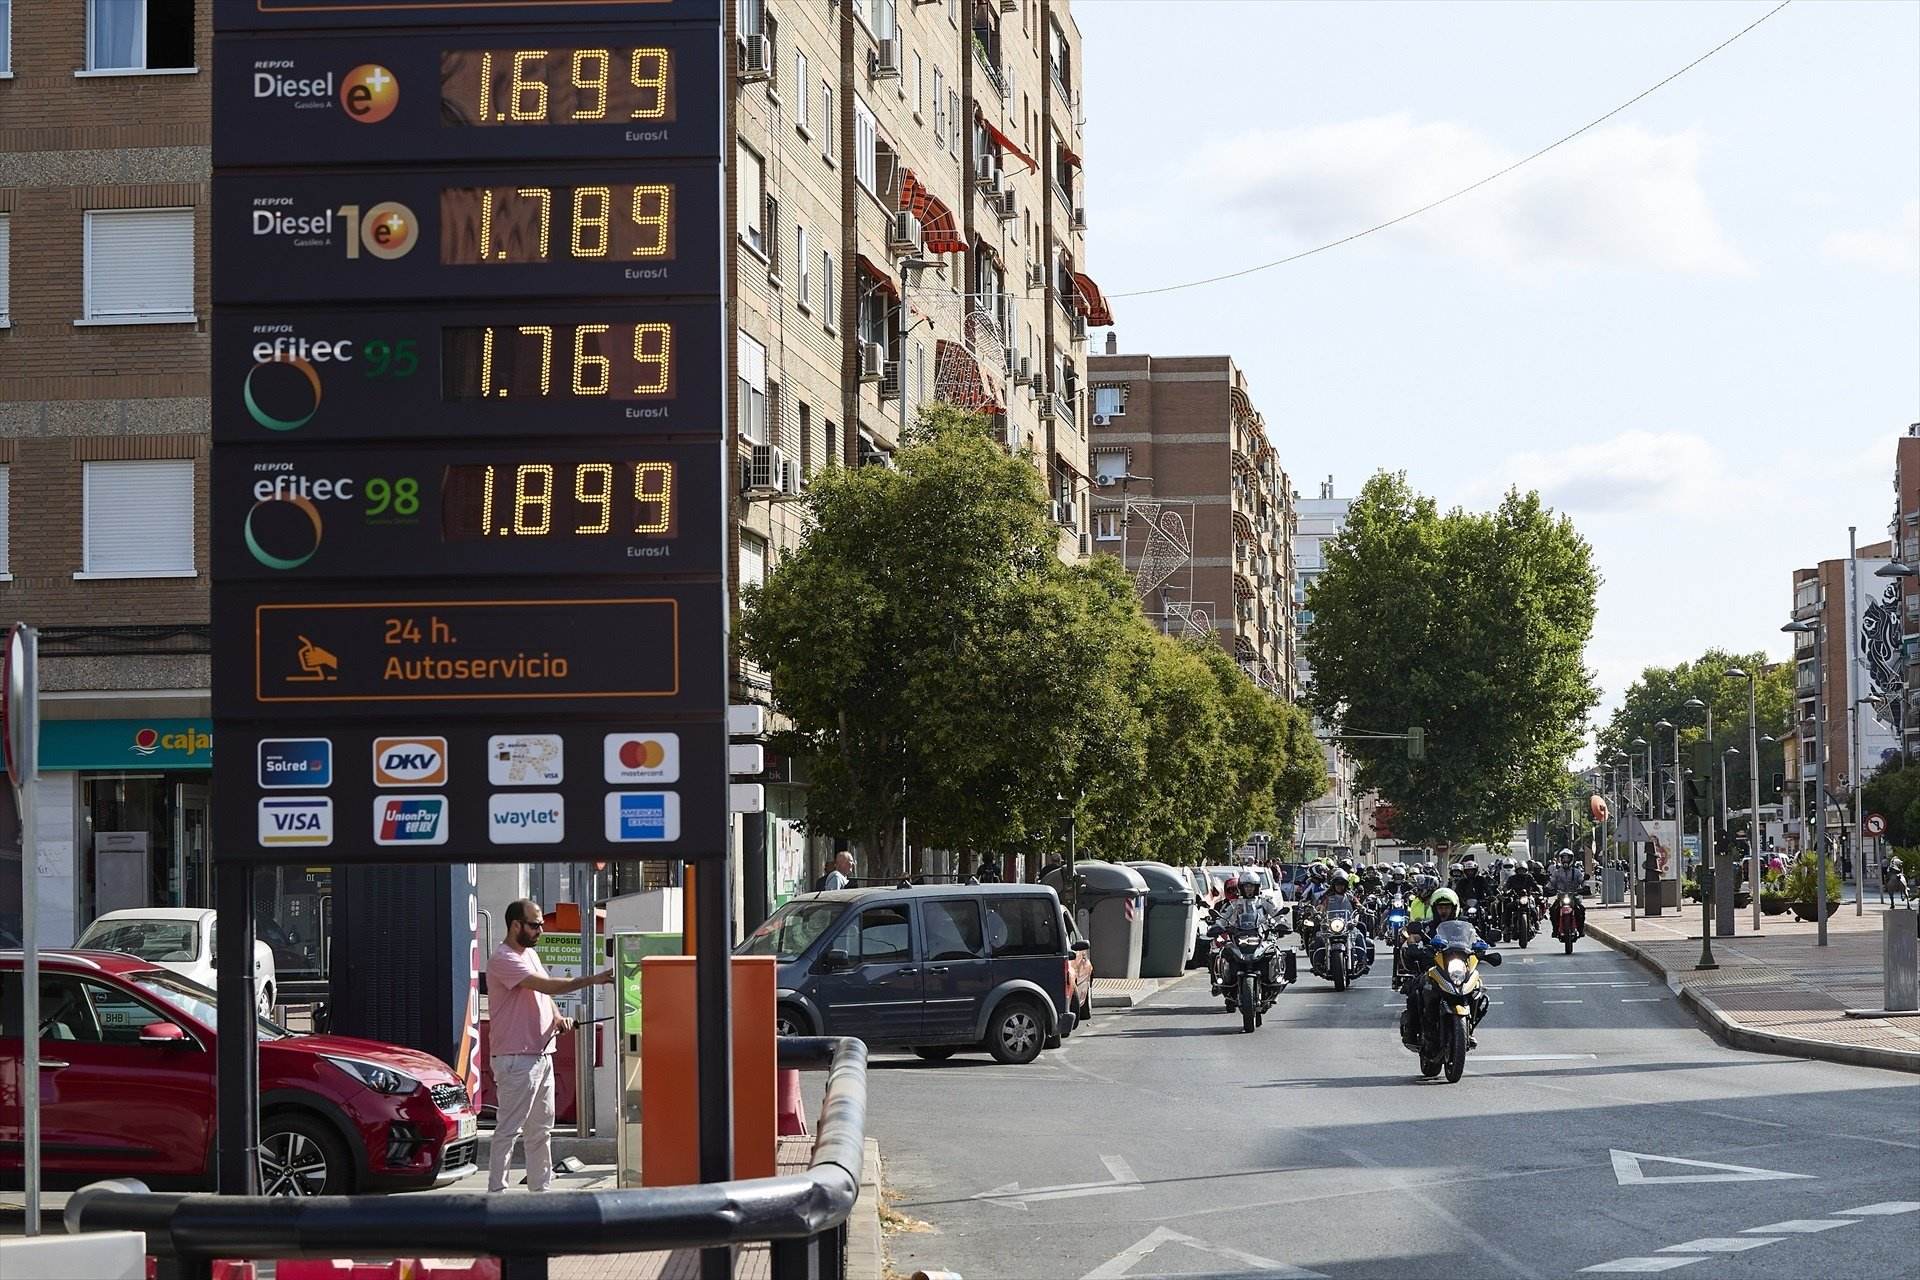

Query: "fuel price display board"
<box><xmin>212</xmin><ymin>1</ymin><xmax>727</xmax><ymax>866</ymax></box>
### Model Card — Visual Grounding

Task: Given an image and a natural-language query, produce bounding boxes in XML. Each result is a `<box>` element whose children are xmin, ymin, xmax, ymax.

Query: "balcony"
<box><xmin>973</xmin><ymin>34</ymin><xmax>1011</xmax><ymax>104</ymax></box>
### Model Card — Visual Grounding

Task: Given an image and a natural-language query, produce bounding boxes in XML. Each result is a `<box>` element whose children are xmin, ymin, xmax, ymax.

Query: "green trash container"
<box><xmin>1127</xmin><ymin>861</ymin><xmax>1200</xmax><ymax>978</ymax></box>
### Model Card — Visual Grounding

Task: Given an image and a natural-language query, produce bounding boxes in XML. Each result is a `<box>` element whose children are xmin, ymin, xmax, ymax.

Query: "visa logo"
<box><xmin>258</xmin><ymin>797</ymin><xmax>333</xmax><ymax>847</ymax></box>
<box><xmin>372</xmin><ymin>736</ymin><xmax>448</xmax><ymax>786</ymax></box>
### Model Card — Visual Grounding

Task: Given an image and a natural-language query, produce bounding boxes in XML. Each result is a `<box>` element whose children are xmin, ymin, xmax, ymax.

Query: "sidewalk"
<box><xmin>1583</xmin><ymin>898</ymin><xmax>1920</xmax><ymax>1074</ymax></box>
<box><xmin>1090</xmin><ymin>972</ymin><xmax>1188</xmax><ymax>1008</ymax></box>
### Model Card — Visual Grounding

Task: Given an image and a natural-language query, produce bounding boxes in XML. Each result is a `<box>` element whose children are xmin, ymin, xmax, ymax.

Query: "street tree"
<box><xmin>1302</xmin><ymin>473</ymin><xmax>1600</xmax><ymax>848</ymax></box>
<box><xmin>1596</xmin><ymin>649</ymin><xmax>1793</xmax><ymax>819</ymax></box>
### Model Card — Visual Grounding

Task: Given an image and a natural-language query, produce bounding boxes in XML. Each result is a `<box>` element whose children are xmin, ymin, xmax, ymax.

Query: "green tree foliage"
<box><xmin>1596</xmin><ymin>650</ymin><xmax>1793</xmax><ymax>817</ymax></box>
<box><xmin>1301</xmin><ymin>472</ymin><xmax>1600</xmax><ymax>848</ymax></box>
<box><xmin>741</xmin><ymin>403</ymin><xmax>1322</xmax><ymax>874</ymax></box>
<box><xmin>1860</xmin><ymin>759</ymin><xmax>1920</xmax><ymax>847</ymax></box>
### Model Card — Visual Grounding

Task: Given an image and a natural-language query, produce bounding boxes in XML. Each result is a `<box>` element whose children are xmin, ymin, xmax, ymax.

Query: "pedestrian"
<box><xmin>816</xmin><ymin>850</ymin><xmax>854</xmax><ymax>891</ymax></box>
<box><xmin>1888</xmin><ymin>864</ymin><xmax>1909</xmax><ymax>906</ymax></box>
<box><xmin>486</xmin><ymin>899</ymin><xmax>612</xmax><ymax>1193</ymax></box>
<box><xmin>975</xmin><ymin>855</ymin><xmax>1001</xmax><ymax>883</ymax></box>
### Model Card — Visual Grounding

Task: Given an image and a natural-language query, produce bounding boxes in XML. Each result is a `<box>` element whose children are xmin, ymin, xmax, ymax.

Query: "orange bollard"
<box><xmin>411</xmin><ymin>1262</ymin><xmax>502</xmax><ymax>1280</ymax></box>
<box><xmin>776</xmin><ymin>1067</ymin><xmax>808</xmax><ymax>1137</ymax></box>
<box><xmin>210</xmin><ymin>1265</ymin><xmax>258</xmax><ymax>1280</ymax></box>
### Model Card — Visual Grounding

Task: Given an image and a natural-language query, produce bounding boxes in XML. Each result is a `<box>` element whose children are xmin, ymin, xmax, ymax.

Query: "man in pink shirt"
<box><xmin>487</xmin><ymin>898</ymin><xmax>611</xmax><ymax>1192</ymax></box>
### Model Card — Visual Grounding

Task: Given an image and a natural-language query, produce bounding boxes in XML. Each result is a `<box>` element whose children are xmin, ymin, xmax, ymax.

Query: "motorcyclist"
<box><xmin>1216</xmin><ymin>868</ymin><xmax>1283</xmax><ymax>935</ymax></box>
<box><xmin>1407</xmin><ymin>874</ymin><xmax>1438</xmax><ymax>925</ymax></box>
<box><xmin>1400</xmin><ymin>888</ymin><xmax>1491</xmax><ymax>1046</ymax></box>
<box><xmin>1320</xmin><ymin>871</ymin><xmax>1360</xmax><ymax>918</ymax></box>
<box><xmin>1452</xmin><ymin>857</ymin><xmax>1491</xmax><ymax>909</ymax></box>
<box><xmin>1547</xmin><ymin>850</ymin><xmax>1587</xmax><ymax>933</ymax></box>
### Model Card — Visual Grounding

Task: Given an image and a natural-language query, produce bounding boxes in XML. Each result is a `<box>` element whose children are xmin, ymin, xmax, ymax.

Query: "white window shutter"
<box><xmin>0</xmin><ymin>467</ymin><xmax>11</xmax><ymax>574</ymax></box>
<box><xmin>0</xmin><ymin>215</ymin><xmax>11</xmax><ymax>325</ymax></box>
<box><xmin>87</xmin><ymin>209</ymin><xmax>194</xmax><ymax>320</ymax></box>
<box><xmin>85</xmin><ymin>460</ymin><xmax>196</xmax><ymax>574</ymax></box>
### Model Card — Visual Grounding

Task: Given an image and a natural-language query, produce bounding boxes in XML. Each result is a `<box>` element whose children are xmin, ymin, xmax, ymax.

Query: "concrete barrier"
<box><xmin>0</xmin><ymin>1230</ymin><xmax>146</xmax><ymax>1280</ymax></box>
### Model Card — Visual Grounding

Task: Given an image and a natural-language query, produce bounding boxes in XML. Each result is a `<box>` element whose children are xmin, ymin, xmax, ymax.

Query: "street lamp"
<box><xmin>1634</xmin><ymin>735</ymin><xmax>1653</xmax><ymax>917</ymax></box>
<box><xmin>1680</xmin><ymin>698</ymin><xmax>1717</xmax><ymax>966</ymax></box>
<box><xmin>1783</xmin><ymin>619</ymin><xmax>1829</xmax><ymax>945</ymax></box>
<box><xmin>1726</xmin><ymin>666</ymin><xmax>1764</xmax><ymax>930</ymax></box>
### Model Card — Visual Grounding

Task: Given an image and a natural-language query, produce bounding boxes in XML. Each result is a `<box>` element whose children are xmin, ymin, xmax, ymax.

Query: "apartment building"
<box><xmin>731</xmin><ymin>0</ymin><xmax>1108</xmax><ymax>910</ymax></box>
<box><xmin>1888</xmin><ymin>425</ymin><xmax>1920</xmax><ymax>762</ymax></box>
<box><xmin>1783</xmin><ymin>538</ymin><xmax>1902</xmax><ymax>851</ymax></box>
<box><xmin>0</xmin><ymin>1</ymin><xmax>214</xmax><ymax>950</ymax></box>
<box><xmin>1083</xmin><ymin>351</ymin><xmax>1296</xmax><ymax>699</ymax></box>
<box><xmin>1293</xmin><ymin>477</ymin><xmax>1362</xmax><ymax>857</ymax></box>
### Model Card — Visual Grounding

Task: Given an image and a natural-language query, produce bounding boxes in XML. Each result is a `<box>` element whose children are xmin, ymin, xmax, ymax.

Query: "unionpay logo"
<box><xmin>374</xmin><ymin>795</ymin><xmax>448</xmax><ymax>845</ymax></box>
<box><xmin>259</xmin><ymin>797</ymin><xmax>334</xmax><ymax>847</ymax></box>
<box><xmin>604</xmin><ymin>732</ymin><xmax>679</xmax><ymax>784</ymax></box>
<box><xmin>259</xmin><ymin>738</ymin><xmax>332</xmax><ymax>789</ymax></box>
<box><xmin>373</xmin><ymin>736</ymin><xmax>448</xmax><ymax>786</ymax></box>
<box><xmin>604</xmin><ymin>791</ymin><xmax>681</xmax><ymax>843</ymax></box>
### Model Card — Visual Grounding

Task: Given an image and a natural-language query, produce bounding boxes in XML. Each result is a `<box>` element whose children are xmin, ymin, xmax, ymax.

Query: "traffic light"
<box><xmin>1407</xmin><ymin>726</ymin><xmax>1425</xmax><ymax>761</ymax></box>
<box><xmin>1770</xmin><ymin>772</ymin><xmax>1784</xmax><ymax>800</ymax></box>
<box><xmin>1685</xmin><ymin>776</ymin><xmax>1712</xmax><ymax>818</ymax></box>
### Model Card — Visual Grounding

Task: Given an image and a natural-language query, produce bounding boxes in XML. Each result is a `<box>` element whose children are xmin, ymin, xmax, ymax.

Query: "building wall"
<box><xmin>1890</xmin><ymin>429</ymin><xmax>1920</xmax><ymax>759</ymax></box>
<box><xmin>1787</xmin><ymin>540</ymin><xmax>1896</xmax><ymax>841</ymax></box>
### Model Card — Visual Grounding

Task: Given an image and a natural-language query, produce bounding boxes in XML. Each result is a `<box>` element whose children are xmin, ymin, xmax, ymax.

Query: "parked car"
<box><xmin>0</xmin><ymin>950</ymin><xmax>477</xmax><ymax>1195</ymax></box>
<box><xmin>738</xmin><ymin>883</ymin><xmax>1086</xmax><ymax>1065</ymax></box>
<box><xmin>76</xmin><ymin>909</ymin><xmax>278</xmax><ymax>1015</ymax></box>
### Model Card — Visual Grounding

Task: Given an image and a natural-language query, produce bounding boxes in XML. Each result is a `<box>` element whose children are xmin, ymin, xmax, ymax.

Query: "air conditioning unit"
<box><xmin>871</xmin><ymin>38</ymin><xmax>902</xmax><ymax>80</ymax></box>
<box><xmin>992</xmin><ymin>189</ymin><xmax>1017</xmax><ymax>222</ymax></box>
<box><xmin>859</xmin><ymin>442</ymin><xmax>895</xmax><ymax>469</ymax></box>
<box><xmin>880</xmin><ymin>360</ymin><xmax>902</xmax><ymax>400</ymax></box>
<box><xmin>1001</xmin><ymin>0</ymin><xmax>1019</xmax><ymax>12</ymax></box>
<box><xmin>1016</xmin><ymin>356</ymin><xmax>1032</xmax><ymax>382</ymax></box>
<box><xmin>778</xmin><ymin>458</ymin><xmax>803</xmax><ymax>497</ymax></box>
<box><xmin>1027</xmin><ymin>371</ymin><xmax>1047</xmax><ymax>393</ymax></box>
<box><xmin>1091</xmin><ymin>413</ymin><xmax>1110</xmax><ymax>427</ymax></box>
<box><xmin>859</xmin><ymin>342</ymin><xmax>886</xmax><ymax>381</ymax></box>
<box><xmin>1052</xmin><ymin>499</ymin><xmax>1076</xmax><ymax>528</ymax></box>
<box><xmin>1072</xmin><ymin>313</ymin><xmax>1089</xmax><ymax>341</ymax></box>
<box><xmin>1037</xmin><ymin>396</ymin><xmax>1056</xmax><ymax>422</ymax></box>
<box><xmin>1026</xmin><ymin>264</ymin><xmax>1046</xmax><ymax>291</ymax></box>
<box><xmin>975</xmin><ymin>155</ymin><xmax>1002</xmax><ymax>192</ymax></box>
<box><xmin>742</xmin><ymin>443</ymin><xmax>791</xmax><ymax>495</ymax></box>
<box><xmin>1072</xmin><ymin>206</ymin><xmax>1088</xmax><ymax>232</ymax></box>
<box><xmin>738</xmin><ymin>35</ymin><xmax>772</xmax><ymax>83</ymax></box>
<box><xmin>888</xmin><ymin>209</ymin><xmax>921</xmax><ymax>252</ymax></box>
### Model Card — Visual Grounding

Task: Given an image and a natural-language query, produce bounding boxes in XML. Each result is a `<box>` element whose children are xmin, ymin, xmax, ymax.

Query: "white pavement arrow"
<box><xmin>971</xmin><ymin>1155</ymin><xmax>1142</xmax><ymax>1212</ymax></box>
<box><xmin>1080</xmin><ymin>1226</ymin><xmax>1328</xmax><ymax>1279</ymax></box>
<box><xmin>1610</xmin><ymin>1149</ymin><xmax>1814</xmax><ymax>1186</ymax></box>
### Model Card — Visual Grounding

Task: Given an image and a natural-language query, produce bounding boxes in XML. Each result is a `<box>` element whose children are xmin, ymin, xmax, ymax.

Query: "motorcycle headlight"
<box><xmin>1328</xmin><ymin>918</ymin><xmax>1346</xmax><ymax>933</ymax></box>
<box><xmin>326</xmin><ymin>1055</ymin><xmax>419</xmax><ymax>1096</ymax></box>
<box><xmin>1446</xmin><ymin>958</ymin><xmax>1469</xmax><ymax>985</ymax></box>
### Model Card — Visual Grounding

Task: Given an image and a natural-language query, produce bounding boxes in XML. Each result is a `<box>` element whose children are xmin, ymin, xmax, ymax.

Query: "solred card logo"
<box><xmin>373</xmin><ymin>736</ymin><xmax>448</xmax><ymax>786</ymax></box>
<box><xmin>342</xmin><ymin>65</ymin><xmax>399</xmax><ymax>123</ymax></box>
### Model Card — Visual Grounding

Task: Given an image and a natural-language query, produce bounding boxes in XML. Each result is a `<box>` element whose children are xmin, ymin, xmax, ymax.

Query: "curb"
<box><xmin>1585</xmin><ymin>921</ymin><xmax>1920</xmax><ymax>1075</ymax></box>
<box><xmin>848</xmin><ymin>1137</ymin><xmax>884</xmax><ymax>1280</ymax></box>
<box><xmin>1091</xmin><ymin>972</ymin><xmax>1189</xmax><ymax>1008</ymax></box>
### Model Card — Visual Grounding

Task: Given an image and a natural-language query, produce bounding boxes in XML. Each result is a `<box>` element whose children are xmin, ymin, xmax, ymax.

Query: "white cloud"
<box><xmin>1188</xmin><ymin>115</ymin><xmax>1750</xmax><ymax>276</ymax></box>
<box><xmin>1479</xmin><ymin>430</ymin><xmax>1733</xmax><ymax>515</ymax></box>
<box><xmin>1820</xmin><ymin>200</ymin><xmax>1920</xmax><ymax>273</ymax></box>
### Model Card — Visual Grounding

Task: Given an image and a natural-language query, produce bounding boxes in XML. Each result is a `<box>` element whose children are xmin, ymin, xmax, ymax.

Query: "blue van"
<box><xmin>737</xmin><ymin>883</ymin><xmax>1086</xmax><ymax>1064</ymax></box>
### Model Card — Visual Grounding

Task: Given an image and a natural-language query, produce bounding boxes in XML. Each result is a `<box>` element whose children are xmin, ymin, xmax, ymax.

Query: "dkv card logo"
<box><xmin>373</xmin><ymin>736</ymin><xmax>448</xmax><ymax>786</ymax></box>
<box><xmin>374</xmin><ymin>795</ymin><xmax>448</xmax><ymax>845</ymax></box>
<box><xmin>253</xmin><ymin>60</ymin><xmax>398</xmax><ymax>123</ymax></box>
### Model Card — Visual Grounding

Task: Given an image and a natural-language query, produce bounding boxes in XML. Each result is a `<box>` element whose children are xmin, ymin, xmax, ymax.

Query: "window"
<box><xmin>924</xmin><ymin>900</ymin><xmax>985</xmax><ymax>961</ymax></box>
<box><xmin>87</xmin><ymin>0</ymin><xmax>195</xmax><ymax>73</ymax></box>
<box><xmin>1093</xmin><ymin>450</ymin><xmax>1126</xmax><ymax>485</ymax></box>
<box><xmin>798</xmin><ymin>402</ymin><xmax>812</xmax><ymax>474</ymax></box>
<box><xmin>0</xmin><ymin>214</ymin><xmax>9</xmax><ymax>326</ymax></box>
<box><xmin>984</xmin><ymin>897</ymin><xmax>1058</xmax><ymax>957</ymax></box>
<box><xmin>948</xmin><ymin>89</ymin><xmax>960</xmax><ymax>153</ymax></box>
<box><xmin>735</xmin><ymin>145</ymin><xmax>766</xmax><ymax>257</ymax></box>
<box><xmin>0</xmin><ymin>465</ymin><xmax>10</xmax><ymax>578</ymax></box>
<box><xmin>821</xmin><ymin>248</ymin><xmax>837</xmax><ymax>331</ymax></box>
<box><xmin>854</xmin><ymin>96</ymin><xmax>879</xmax><ymax>195</ymax></box>
<box><xmin>737</xmin><ymin>333</ymin><xmax>768</xmax><ymax>444</ymax></box>
<box><xmin>84</xmin><ymin>979</ymin><xmax>171</xmax><ymax>1045</ymax></box>
<box><xmin>1092</xmin><ymin>386</ymin><xmax>1125</xmax><ymax>419</ymax></box>
<box><xmin>81</xmin><ymin>459</ymin><xmax>195</xmax><ymax>578</ymax></box>
<box><xmin>913</xmin><ymin>51</ymin><xmax>923</xmax><ymax>115</ymax></box>
<box><xmin>83</xmin><ymin>208</ymin><xmax>194</xmax><ymax>324</ymax></box>
<box><xmin>1047</xmin><ymin>17</ymin><xmax>1071</xmax><ymax>97</ymax></box>
<box><xmin>1</xmin><ymin>1</ymin><xmax>11</xmax><ymax>75</ymax></box>
<box><xmin>739</xmin><ymin>531</ymin><xmax>768</xmax><ymax>591</ymax></box>
<box><xmin>796</xmin><ymin>225</ymin><xmax>810</xmax><ymax>310</ymax></box>
<box><xmin>825</xmin><ymin>418</ymin><xmax>840</xmax><ymax>468</ymax></box>
<box><xmin>852</xmin><ymin>905</ymin><xmax>911</xmax><ymax>963</ymax></box>
<box><xmin>736</xmin><ymin>0</ymin><xmax>765</xmax><ymax>38</ymax></box>
<box><xmin>793</xmin><ymin>50</ymin><xmax>810</xmax><ymax>133</ymax></box>
<box><xmin>931</xmin><ymin>68</ymin><xmax>945</xmax><ymax>141</ymax></box>
<box><xmin>821</xmin><ymin>81</ymin><xmax>835</xmax><ymax>161</ymax></box>
<box><xmin>862</xmin><ymin>0</ymin><xmax>896</xmax><ymax>41</ymax></box>
<box><xmin>1095</xmin><ymin>508</ymin><xmax>1121</xmax><ymax>541</ymax></box>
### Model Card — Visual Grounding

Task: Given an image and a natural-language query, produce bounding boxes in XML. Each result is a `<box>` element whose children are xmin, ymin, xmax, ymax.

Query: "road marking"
<box><xmin>1581</xmin><ymin>1258</ymin><xmax>1705</xmax><ymax>1273</ymax></box>
<box><xmin>1838</xmin><ymin>1201</ymin><xmax>1920</xmax><ymax>1215</ymax></box>
<box><xmin>1741</xmin><ymin>1219</ymin><xmax>1857</xmax><ymax>1234</ymax></box>
<box><xmin>1544</xmin><ymin>999</ymin><xmax>1585</xmax><ymax>1004</ymax></box>
<box><xmin>1611</xmin><ymin>1150</ymin><xmax>1813</xmax><ymax>1186</ymax></box>
<box><xmin>1701</xmin><ymin>1112</ymin><xmax>1787</xmax><ymax>1129</ymax></box>
<box><xmin>1659</xmin><ymin>1238</ymin><xmax>1780</xmax><ymax>1253</ymax></box>
<box><xmin>1621</xmin><ymin>997</ymin><xmax>1665</xmax><ymax>1003</ymax></box>
<box><xmin>1476</xmin><ymin>1053</ymin><xmax>1597</xmax><ymax>1062</ymax></box>
<box><xmin>1080</xmin><ymin>1226</ymin><xmax>1327</xmax><ymax>1279</ymax></box>
<box><xmin>973</xmin><ymin>1154</ymin><xmax>1142</xmax><ymax>1211</ymax></box>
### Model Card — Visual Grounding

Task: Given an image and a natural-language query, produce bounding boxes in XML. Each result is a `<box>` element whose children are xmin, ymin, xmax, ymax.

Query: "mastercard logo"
<box><xmin>619</xmin><ymin>739</ymin><xmax>667</xmax><ymax>769</ymax></box>
<box><xmin>605</xmin><ymin>732</ymin><xmax>678</xmax><ymax>783</ymax></box>
<box><xmin>342</xmin><ymin>65</ymin><xmax>399</xmax><ymax>124</ymax></box>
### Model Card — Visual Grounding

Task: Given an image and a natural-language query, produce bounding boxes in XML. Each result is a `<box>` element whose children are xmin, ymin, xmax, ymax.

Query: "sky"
<box><xmin>1074</xmin><ymin>0</ymin><xmax>1920</xmax><ymax>740</ymax></box>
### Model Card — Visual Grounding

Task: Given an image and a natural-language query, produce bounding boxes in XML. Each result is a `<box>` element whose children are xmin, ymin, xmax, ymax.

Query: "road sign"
<box><xmin>2</xmin><ymin>623</ymin><xmax>37</xmax><ymax>793</ymax></box>
<box><xmin>212</xmin><ymin>3</ymin><xmax>728</xmax><ymax>867</ymax></box>
<box><xmin>1865</xmin><ymin>811</ymin><xmax>1888</xmax><ymax>837</ymax></box>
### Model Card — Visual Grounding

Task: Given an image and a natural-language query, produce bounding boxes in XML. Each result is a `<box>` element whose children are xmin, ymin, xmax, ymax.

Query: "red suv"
<box><xmin>1</xmin><ymin>951</ymin><xmax>478</xmax><ymax>1196</ymax></box>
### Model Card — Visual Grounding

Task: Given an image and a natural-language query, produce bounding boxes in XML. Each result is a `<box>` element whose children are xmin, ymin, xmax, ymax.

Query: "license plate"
<box><xmin>458</xmin><ymin>1114</ymin><xmax>477</xmax><ymax>1141</ymax></box>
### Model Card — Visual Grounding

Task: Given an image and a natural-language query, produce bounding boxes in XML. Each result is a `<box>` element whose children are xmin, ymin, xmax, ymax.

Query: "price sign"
<box><xmin>213</xmin><ymin>1</ymin><xmax>727</xmax><ymax>866</ymax></box>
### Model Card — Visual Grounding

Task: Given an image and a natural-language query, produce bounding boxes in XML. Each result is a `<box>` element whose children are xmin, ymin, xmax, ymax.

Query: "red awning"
<box><xmin>974</xmin><ymin>107</ymin><xmax>1038</xmax><ymax>172</ymax></box>
<box><xmin>934</xmin><ymin>338</ymin><xmax>1003</xmax><ymax>416</ymax></box>
<box><xmin>857</xmin><ymin>254</ymin><xmax>899</xmax><ymax>300</ymax></box>
<box><xmin>1059</xmin><ymin>142</ymin><xmax>1083</xmax><ymax>168</ymax></box>
<box><xmin>900</xmin><ymin>169</ymin><xmax>966</xmax><ymax>256</ymax></box>
<box><xmin>1071</xmin><ymin>270</ymin><xmax>1114</xmax><ymax>326</ymax></box>
<box><xmin>972</xmin><ymin>238</ymin><xmax>1003</xmax><ymax>267</ymax></box>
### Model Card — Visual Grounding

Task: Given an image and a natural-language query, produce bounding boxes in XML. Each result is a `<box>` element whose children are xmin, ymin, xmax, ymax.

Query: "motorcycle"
<box><xmin>1502</xmin><ymin>889</ymin><xmax>1537</xmax><ymax>948</ymax></box>
<box><xmin>1384</xmin><ymin>902</ymin><xmax>1413</xmax><ymax>989</ymax></box>
<box><xmin>1550</xmin><ymin>893</ymin><xmax>1584</xmax><ymax>954</ymax></box>
<box><xmin>1462</xmin><ymin>898</ymin><xmax>1503</xmax><ymax>945</ymax></box>
<box><xmin>1307</xmin><ymin>906</ymin><xmax>1373</xmax><ymax>990</ymax></box>
<box><xmin>1402</xmin><ymin>919</ymin><xmax>1502</xmax><ymax>1083</ymax></box>
<box><xmin>1209</xmin><ymin>913</ymin><xmax>1292</xmax><ymax>1032</ymax></box>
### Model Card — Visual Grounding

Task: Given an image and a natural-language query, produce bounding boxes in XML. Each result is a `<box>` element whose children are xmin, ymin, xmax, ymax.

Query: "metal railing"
<box><xmin>66</xmin><ymin>1037</ymin><xmax>868</xmax><ymax>1280</ymax></box>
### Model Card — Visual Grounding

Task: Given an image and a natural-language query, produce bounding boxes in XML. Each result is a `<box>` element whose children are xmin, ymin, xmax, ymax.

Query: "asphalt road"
<box><xmin>862</xmin><ymin>936</ymin><xmax>1920</xmax><ymax>1280</ymax></box>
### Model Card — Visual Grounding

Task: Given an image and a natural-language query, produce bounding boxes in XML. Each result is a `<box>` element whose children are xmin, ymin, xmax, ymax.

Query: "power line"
<box><xmin>1111</xmin><ymin>0</ymin><xmax>1793</xmax><ymax>300</ymax></box>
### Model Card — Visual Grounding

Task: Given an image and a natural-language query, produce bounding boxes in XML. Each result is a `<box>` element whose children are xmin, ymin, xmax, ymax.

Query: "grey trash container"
<box><xmin>1127</xmin><ymin>861</ymin><xmax>1200</xmax><ymax>978</ymax></box>
<box><xmin>1044</xmin><ymin>860</ymin><xmax>1148</xmax><ymax>981</ymax></box>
